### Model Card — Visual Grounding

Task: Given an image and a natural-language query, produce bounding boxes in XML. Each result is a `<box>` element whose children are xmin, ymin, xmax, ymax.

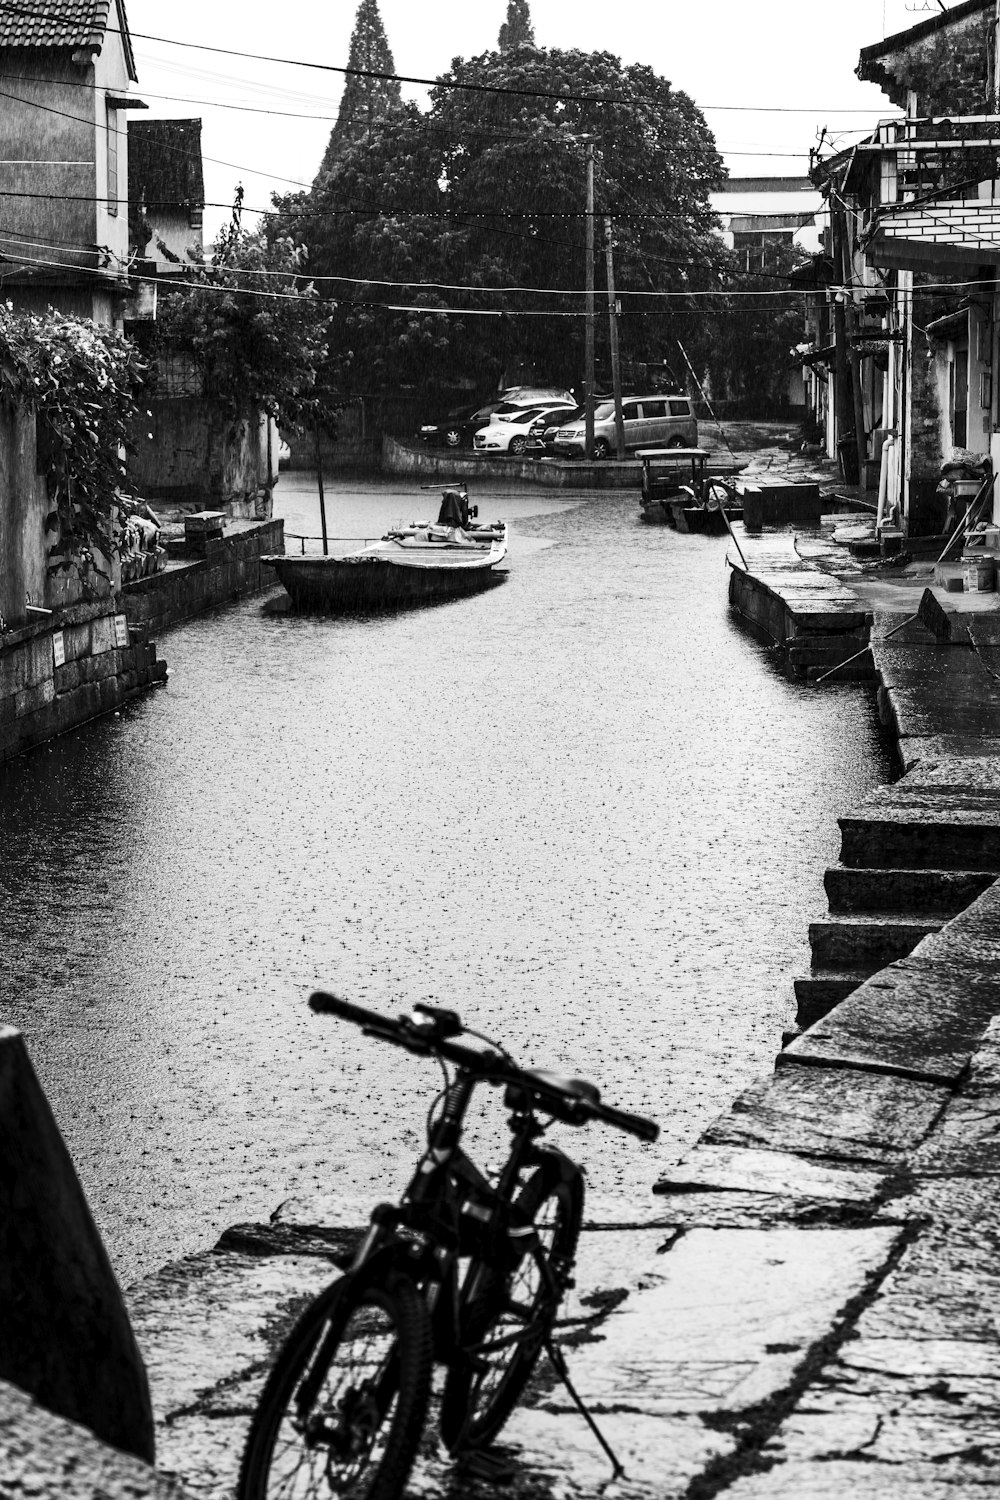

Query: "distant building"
<box><xmin>711</xmin><ymin>177</ymin><xmax>826</xmax><ymax>270</ymax></box>
<box><xmin>128</xmin><ymin>118</ymin><xmax>205</xmax><ymax>276</ymax></box>
<box><xmin>0</xmin><ymin>0</ymin><xmax>145</xmax><ymax>325</ymax></box>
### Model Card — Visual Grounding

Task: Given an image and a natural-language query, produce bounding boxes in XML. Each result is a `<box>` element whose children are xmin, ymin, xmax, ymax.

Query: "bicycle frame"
<box><xmin>346</xmin><ymin>1064</ymin><xmax>581</xmax><ymax>1368</ymax></box>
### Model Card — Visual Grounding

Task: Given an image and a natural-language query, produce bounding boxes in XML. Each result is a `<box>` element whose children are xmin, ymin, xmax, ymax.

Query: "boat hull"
<box><xmin>264</xmin><ymin>549</ymin><xmax>507</xmax><ymax>611</ymax></box>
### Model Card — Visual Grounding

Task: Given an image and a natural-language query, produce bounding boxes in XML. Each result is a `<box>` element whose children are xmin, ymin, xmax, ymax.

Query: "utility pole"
<box><xmin>584</xmin><ymin>142</ymin><xmax>595</xmax><ymax>461</ymax></box>
<box><xmin>604</xmin><ymin>217</ymin><xmax>625</xmax><ymax>459</ymax></box>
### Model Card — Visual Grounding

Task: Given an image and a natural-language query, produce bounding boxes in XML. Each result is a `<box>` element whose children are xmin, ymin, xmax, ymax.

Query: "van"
<box><xmin>553</xmin><ymin>395</ymin><xmax>697</xmax><ymax>458</ymax></box>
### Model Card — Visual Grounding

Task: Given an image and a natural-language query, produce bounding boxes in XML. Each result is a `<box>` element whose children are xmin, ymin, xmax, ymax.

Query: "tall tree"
<box><xmin>277</xmin><ymin>46</ymin><xmax>728</xmax><ymax>399</ymax></box>
<box><xmin>316</xmin><ymin>0</ymin><xmax>402</xmax><ymax>179</ymax></box>
<box><xmin>498</xmin><ymin>0</ymin><xmax>534</xmax><ymax>50</ymax></box>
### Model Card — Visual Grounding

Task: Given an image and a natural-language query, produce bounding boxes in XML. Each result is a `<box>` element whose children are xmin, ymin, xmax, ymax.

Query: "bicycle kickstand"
<box><xmin>544</xmin><ymin>1337</ymin><xmax>626</xmax><ymax>1482</ymax></box>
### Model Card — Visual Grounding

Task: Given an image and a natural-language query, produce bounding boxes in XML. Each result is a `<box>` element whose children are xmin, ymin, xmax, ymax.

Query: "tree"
<box><xmin>316</xmin><ymin>0</ymin><xmax>402</xmax><ymax>178</ymax></box>
<box><xmin>276</xmin><ymin>46</ymin><xmax>728</xmax><ymax>402</ymax></box>
<box><xmin>155</xmin><ymin>210</ymin><xmax>339</xmax><ymax>433</ymax></box>
<box><xmin>498</xmin><ymin>0</ymin><xmax>534</xmax><ymax>50</ymax></box>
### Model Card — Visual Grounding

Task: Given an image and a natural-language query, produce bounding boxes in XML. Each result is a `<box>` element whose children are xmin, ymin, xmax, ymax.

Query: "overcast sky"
<box><xmin>124</xmin><ymin>0</ymin><xmax>937</xmax><ymax>240</ymax></box>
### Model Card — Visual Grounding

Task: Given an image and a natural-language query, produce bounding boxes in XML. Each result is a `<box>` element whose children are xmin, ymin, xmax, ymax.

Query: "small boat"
<box><xmin>265</xmin><ymin>484</ymin><xmax>507</xmax><ymax>612</ymax></box>
<box><xmin>637</xmin><ymin>447</ymin><xmax>744</xmax><ymax>533</ymax></box>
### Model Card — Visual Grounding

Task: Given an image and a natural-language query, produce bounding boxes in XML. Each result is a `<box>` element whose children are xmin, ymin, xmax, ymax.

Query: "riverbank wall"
<box><xmin>0</xmin><ymin>519</ymin><xmax>282</xmax><ymax>764</ymax></box>
<box><xmin>0</xmin><ymin>603</ymin><xmax>167</xmax><ymax>766</ymax></box>
<box><xmin>123</xmin><ymin>518</ymin><xmax>283</xmax><ymax>636</ymax></box>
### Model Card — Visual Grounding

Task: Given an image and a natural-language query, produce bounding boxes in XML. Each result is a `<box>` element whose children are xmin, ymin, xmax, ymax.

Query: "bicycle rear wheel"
<box><xmin>238</xmin><ymin>1269</ymin><xmax>432</xmax><ymax>1500</ymax></box>
<box><xmin>440</xmin><ymin>1161</ymin><xmax>583</xmax><ymax>1452</ymax></box>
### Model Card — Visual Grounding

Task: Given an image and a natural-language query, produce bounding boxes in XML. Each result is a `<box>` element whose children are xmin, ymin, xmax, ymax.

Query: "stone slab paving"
<box><xmin>0</xmin><ymin>1378</ymin><xmax>186</xmax><ymax>1499</ymax></box>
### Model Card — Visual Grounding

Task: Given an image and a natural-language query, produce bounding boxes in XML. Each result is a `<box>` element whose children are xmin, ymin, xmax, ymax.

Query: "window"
<box><xmin>668</xmin><ymin>399</ymin><xmax>690</xmax><ymax>416</ymax></box>
<box><xmin>640</xmin><ymin>400</ymin><xmax>666</xmax><ymax>418</ymax></box>
<box><xmin>622</xmin><ymin>402</ymin><xmax>640</xmax><ymax>421</ymax></box>
<box><xmin>105</xmin><ymin>103</ymin><xmax>118</xmax><ymax>214</ymax></box>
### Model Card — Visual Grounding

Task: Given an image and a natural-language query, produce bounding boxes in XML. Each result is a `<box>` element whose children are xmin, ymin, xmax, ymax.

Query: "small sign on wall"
<box><xmin>114</xmin><ymin>614</ymin><xmax>129</xmax><ymax>648</ymax></box>
<box><xmin>52</xmin><ymin>631</ymin><xmax>65</xmax><ymax>668</ymax></box>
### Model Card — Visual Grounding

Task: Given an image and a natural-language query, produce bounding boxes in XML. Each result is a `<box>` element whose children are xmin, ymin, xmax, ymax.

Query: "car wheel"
<box><xmin>444</xmin><ymin>428</ymin><xmax>462</xmax><ymax>448</ymax></box>
<box><xmin>667</xmin><ymin>436</ymin><xmax>686</xmax><ymax>450</ymax></box>
<box><xmin>593</xmin><ymin>438</ymin><xmax>611</xmax><ymax>460</ymax></box>
<box><xmin>510</xmin><ymin>436</ymin><xmax>528</xmax><ymax>456</ymax></box>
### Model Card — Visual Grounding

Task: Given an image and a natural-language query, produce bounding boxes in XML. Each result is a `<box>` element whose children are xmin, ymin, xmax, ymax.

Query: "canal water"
<box><xmin>0</xmin><ymin>475</ymin><xmax>896</xmax><ymax>1286</ymax></box>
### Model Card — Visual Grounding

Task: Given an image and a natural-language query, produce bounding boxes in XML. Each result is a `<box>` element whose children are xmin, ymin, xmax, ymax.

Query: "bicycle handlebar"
<box><xmin>308</xmin><ymin>991</ymin><xmax>659</xmax><ymax>1143</ymax></box>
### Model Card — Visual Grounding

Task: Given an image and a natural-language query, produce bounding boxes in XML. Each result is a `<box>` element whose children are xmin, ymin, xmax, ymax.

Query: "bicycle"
<box><xmin>237</xmin><ymin>992</ymin><xmax>659</xmax><ymax>1500</ymax></box>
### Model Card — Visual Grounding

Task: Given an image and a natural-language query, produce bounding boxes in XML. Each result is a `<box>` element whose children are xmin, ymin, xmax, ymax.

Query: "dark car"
<box><xmin>419</xmin><ymin>402</ymin><xmax>500</xmax><ymax>449</ymax></box>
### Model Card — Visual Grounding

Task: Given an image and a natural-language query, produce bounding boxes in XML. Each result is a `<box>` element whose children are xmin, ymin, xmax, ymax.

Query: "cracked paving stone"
<box><xmin>127</xmin><ymin>1251</ymin><xmax>335</xmax><ymax>1425</ymax></box>
<box><xmin>702</xmin><ymin>1067</ymin><xmax>948</xmax><ymax>1167</ymax></box>
<box><xmin>911</xmin><ymin>1014</ymin><xmax>1000</xmax><ymax>1174</ymax></box>
<box><xmin>852</xmin><ymin>1178</ymin><xmax>1000</xmax><ymax>1343</ymax></box>
<box><xmin>779</xmin><ymin>960</ymin><xmax>1000</xmax><ymax>1085</ymax></box>
<box><xmin>653</xmin><ymin>1144</ymin><xmax>888</xmax><ymax>1205</ymax></box>
<box><xmin>523</xmin><ymin>1227</ymin><xmax>902</xmax><ymax>1419</ymax></box>
<box><xmin>723</xmin><ymin>1458</ymin><xmax>999</xmax><ymax>1496</ymax></box>
<box><xmin>769</xmin><ymin>1359</ymin><xmax>1000</xmax><ymax>1471</ymax></box>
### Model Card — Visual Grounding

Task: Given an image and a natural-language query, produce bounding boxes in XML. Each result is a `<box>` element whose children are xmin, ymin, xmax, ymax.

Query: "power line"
<box><xmin>0</xmin><ymin>1</ymin><xmax>900</xmax><ymax>115</ymax></box>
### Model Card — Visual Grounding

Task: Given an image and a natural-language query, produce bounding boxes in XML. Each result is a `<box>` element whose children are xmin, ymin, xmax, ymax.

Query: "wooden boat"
<box><xmin>637</xmin><ymin>447</ymin><xmax>744</xmax><ymax>532</ymax></box>
<box><xmin>265</xmin><ymin>484</ymin><xmax>507</xmax><ymax>612</ymax></box>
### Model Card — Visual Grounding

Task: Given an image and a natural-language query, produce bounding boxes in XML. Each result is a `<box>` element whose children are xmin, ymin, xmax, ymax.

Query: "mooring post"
<box><xmin>0</xmin><ymin>1027</ymin><xmax>155</xmax><ymax>1461</ymax></box>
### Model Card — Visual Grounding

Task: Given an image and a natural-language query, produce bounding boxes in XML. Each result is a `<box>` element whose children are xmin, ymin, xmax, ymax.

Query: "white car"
<box><xmin>474</xmin><ymin>402</ymin><xmax>577</xmax><ymax>456</ymax></box>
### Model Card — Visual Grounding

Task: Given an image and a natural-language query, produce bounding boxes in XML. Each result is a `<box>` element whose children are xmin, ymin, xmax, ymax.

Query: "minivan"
<box><xmin>553</xmin><ymin>395</ymin><xmax>697</xmax><ymax>458</ymax></box>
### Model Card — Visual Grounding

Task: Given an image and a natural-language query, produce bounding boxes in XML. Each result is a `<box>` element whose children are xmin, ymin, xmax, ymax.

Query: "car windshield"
<box><xmin>593</xmin><ymin>401</ymin><xmax>616</xmax><ymax>420</ymax></box>
<box><xmin>549</xmin><ymin>406</ymin><xmax>585</xmax><ymax>426</ymax></box>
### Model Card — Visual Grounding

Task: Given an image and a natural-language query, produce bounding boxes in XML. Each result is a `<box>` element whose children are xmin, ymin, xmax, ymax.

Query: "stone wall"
<box><xmin>129</xmin><ymin>399</ymin><xmax>278</xmax><ymax>517</ymax></box>
<box><xmin>0</xmin><ymin>603</ymin><xmax>166</xmax><ymax>765</ymax></box>
<box><xmin>122</xmin><ymin>520</ymin><xmax>283</xmax><ymax>636</ymax></box>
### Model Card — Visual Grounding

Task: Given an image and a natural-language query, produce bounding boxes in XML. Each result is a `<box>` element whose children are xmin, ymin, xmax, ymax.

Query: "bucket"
<box><xmin>963</xmin><ymin>554</ymin><xmax>996</xmax><ymax>592</ymax></box>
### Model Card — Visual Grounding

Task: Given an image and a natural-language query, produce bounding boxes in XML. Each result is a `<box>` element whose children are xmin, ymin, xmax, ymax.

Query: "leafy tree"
<box><xmin>155</xmin><ymin>209</ymin><xmax>339</xmax><ymax>433</ymax></box>
<box><xmin>275</xmin><ymin>46</ymin><xmax>728</xmax><ymax>403</ymax></box>
<box><xmin>498</xmin><ymin>0</ymin><xmax>534</xmax><ymax>50</ymax></box>
<box><xmin>316</xmin><ymin>0</ymin><xmax>402</xmax><ymax>177</ymax></box>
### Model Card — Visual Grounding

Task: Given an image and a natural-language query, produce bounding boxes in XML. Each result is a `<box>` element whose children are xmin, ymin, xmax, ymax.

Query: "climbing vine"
<box><xmin>0</xmin><ymin>303</ymin><xmax>146</xmax><ymax>575</ymax></box>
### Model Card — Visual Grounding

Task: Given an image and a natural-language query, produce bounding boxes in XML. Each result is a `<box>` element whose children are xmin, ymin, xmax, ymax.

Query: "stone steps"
<box><xmin>808</xmin><ymin>912</ymin><xmax>944</xmax><ymax>968</ymax></box>
<box><xmin>793</xmin><ymin>969</ymin><xmax>874</xmax><ymax>1028</ymax></box>
<box><xmin>795</xmin><ymin>779</ymin><xmax>1000</xmax><ymax>1031</ymax></box>
<box><xmin>839</xmin><ymin>806</ymin><xmax>1000</xmax><ymax>870</ymax></box>
<box><xmin>824</xmin><ymin>865</ymin><xmax>996</xmax><ymax>914</ymax></box>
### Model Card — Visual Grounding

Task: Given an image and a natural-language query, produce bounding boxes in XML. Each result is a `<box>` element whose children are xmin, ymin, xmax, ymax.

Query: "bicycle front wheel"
<box><xmin>440</xmin><ymin>1162</ymin><xmax>583</xmax><ymax>1452</ymax></box>
<box><xmin>238</xmin><ymin>1270</ymin><xmax>432</xmax><ymax>1500</ymax></box>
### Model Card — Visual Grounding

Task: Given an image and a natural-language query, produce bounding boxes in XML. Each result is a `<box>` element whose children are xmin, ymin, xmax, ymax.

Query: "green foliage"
<box><xmin>498</xmin><ymin>0</ymin><xmax>534</xmax><ymax>50</ymax></box>
<box><xmin>0</xmin><ymin>303</ymin><xmax>146</xmax><ymax>576</ymax></box>
<box><xmin>155</xmin><ymin>215</ymin><xmax>339</xmax><ymax>431</ymax></box>
<box><xmin>275</xmin><ymin>45</ymin><xmax>728</xmax><ymax>401</ymax></box>
<box><xmin>317</xmin><ymin>0</ymin><xmax>402</xmax><ymax>175</ymax></box>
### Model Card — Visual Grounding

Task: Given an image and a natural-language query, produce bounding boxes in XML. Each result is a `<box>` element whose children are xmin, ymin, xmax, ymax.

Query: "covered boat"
<box><xmin>637</xmin><ymin>447</ymin><xmax>743</xmax><ymax>533</ymax></box>
<box><xmin>264</xmin><ymin>484</ymin><xmax>507</xmax><ymax>611</ymax></box>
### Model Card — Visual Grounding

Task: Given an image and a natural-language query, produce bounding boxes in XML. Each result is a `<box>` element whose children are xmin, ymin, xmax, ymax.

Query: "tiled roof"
<box><xmin>128</xmin><ymin>119</ymin><xmax>204</xmax><ymax>209</ymax></box>
<box><xmin>0</xmin><ymin>0</ymin><xmax>137</xmax><ymax>80</ymax></box>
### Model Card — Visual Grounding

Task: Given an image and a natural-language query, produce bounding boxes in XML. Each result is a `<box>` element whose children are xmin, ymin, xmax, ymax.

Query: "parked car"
<box><xmin>419</xmin><ymin>401</ymin><xmax>500</xmax><ymax>449</ymax></box>
<box><xmin>553</xmin><ymin>395</ymin><xmax>697</xmax><ymax>458</ymax></box>
<box><xmin>499</xmin><ymin>385</ymin><xmax>575</xmax><ymax>407</ymax></box>
<box><xmin>474</xmin><ymin>401</ymin><xmax>578</xmax><ymax>456</ymax></box>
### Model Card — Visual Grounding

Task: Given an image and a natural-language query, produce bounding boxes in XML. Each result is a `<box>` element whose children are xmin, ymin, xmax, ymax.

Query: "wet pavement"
<box><xmin>0</xmin><ymin>471</ymin><xmax>894</xmax><ymax>1288</ymax></box>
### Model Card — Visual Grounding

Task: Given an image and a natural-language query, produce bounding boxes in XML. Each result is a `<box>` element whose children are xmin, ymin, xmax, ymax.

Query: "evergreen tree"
<box><xmin>316</xmin><ymin>0</ymin><xmax>401</xmax><ymax>178</ymax></box>
<box><xmin>498</xmin><ymin>0</ymin><xmax>534</xmax><ymax>49</ymax></box>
